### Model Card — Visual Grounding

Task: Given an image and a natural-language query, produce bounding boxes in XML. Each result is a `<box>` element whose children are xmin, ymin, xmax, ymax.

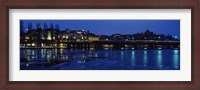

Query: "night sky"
<box><xmin>21</xmin><ymin>20</ymin><xmax>180</xmax><ymax>38</ymax></box>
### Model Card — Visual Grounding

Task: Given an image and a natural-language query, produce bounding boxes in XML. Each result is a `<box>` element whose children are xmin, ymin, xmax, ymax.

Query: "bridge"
<box><xmin>21</xmin><ymin>40</ymin><xmax>180</xmax><ymax>50</ymax></box>
<box><xmin>57</xmin><ymin>40</ymin><xmax>180</xmax><ymax>50</ymax></box>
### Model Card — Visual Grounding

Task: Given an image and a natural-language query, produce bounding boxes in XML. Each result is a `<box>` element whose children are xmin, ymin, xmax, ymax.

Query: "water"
<box><xmin>20</xmin><ymin>49</ymin><xmax>180</xmax><ymax>70</ymax></box>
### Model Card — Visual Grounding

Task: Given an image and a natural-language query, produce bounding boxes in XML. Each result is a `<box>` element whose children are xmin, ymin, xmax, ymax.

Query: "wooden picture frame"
<box><xmin>0</xmin><ymin>0</ymin><xmax>199</xmax><ymax>89</ymax></box>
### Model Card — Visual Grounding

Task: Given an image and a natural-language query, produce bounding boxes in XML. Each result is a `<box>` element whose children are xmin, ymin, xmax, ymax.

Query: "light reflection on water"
<box><xmin>143</xmin><ymin>51</ymin><xmax>147</xmax><ymax>67</ymax></box>
<box><xmin>20</xmin><ymin>49</ymin><xmax>180</xmax><ymax>70</ymax></box>
<box><xmin>173</xmin><ymin>50</ymin><xmax>179</xmax><ymax>69</ymax></box>
<box><xmin>157</xmin><ymin>50</ymin><xmax>163</xmax><ymax>68</ymax></box>
<box><xmin>131</xmin><ymin>51</ymin><xmax>135</xmax><ymax>66</ymax></box>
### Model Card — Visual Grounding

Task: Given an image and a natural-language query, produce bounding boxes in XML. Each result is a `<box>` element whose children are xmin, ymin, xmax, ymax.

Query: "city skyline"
<box><xmin>20</xmin><ymin>20</ymin><xmax>180</xmax><ymax>70</ymax></box>
<box><xmin>21</xmin><ymin>20</ymin><xmax>180</xmax><ymax>38</ymax></box>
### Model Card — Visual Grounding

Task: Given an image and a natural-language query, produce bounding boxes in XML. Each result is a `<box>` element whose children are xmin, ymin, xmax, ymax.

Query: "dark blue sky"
<box><xmin>21</xmin><ymin>20</ymin><xmax>180</xmax><ymax>38</ymax></box>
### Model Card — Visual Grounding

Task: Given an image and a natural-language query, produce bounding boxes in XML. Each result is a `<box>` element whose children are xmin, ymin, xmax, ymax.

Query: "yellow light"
<box><xmin>88</xmin><ymin>36</ymin><xmax>99</xmax><ymax>41</ymax></box>
<box><xmin>32</xmin><ymin>43</ymin><xmax>35</xmax><ymax>46</ymax></box>
<box><xmin>65</xmin><ymin>35</ymin><xmax>68</xmax><ymax>39</ymax></box>
<box><xmin>47</xmin><ymin>31</ymin><xmax>52</xmax><ymax>40</ymax></box>
<box><xmin>76</xmin><ymin>39</ymin><xmax>80</xmax><ymax>42</ymax></box>
<box><xmin>104</xmin><ymin>44</ymin><xmax>109</xmax><ymax>47</ymax></box>
<box><xmin>89</xmin><ymin>48</ymin><xmax>95</xmax><ymax>50</ymax></box>
<box><xmin>60</xmin><ymin>43</ymin><xmax>63</xmax><ymax>47</ymax></box>
<box><xmin>25</xmin><ymin>36</ymin><xmax>29</xmax><ymax>39</ymax></box>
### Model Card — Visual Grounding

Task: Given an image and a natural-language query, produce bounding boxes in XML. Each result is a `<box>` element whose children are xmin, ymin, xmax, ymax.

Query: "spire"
<box><xmin>146</xmin><ymin>28</ymin><xmax>150</xmax><ymax>32</ymax></box>
<box><xmin>145</xmin><ymin>28</ymin><xmax>151</xmax><ymax>34</ymax></box>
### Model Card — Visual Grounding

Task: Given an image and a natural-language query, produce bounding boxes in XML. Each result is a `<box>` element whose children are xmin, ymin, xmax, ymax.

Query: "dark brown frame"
<box><xmin>0</xmin><ymin>0</ymin><xmax>199</xmax><ymax>90</ymax></box>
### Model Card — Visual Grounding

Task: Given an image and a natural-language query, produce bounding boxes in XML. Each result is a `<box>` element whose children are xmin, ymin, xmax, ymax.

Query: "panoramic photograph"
<box><xmin>20</xmin><ymin>20</ymin><xmax>180</xmax><ymax>70</ymax></box>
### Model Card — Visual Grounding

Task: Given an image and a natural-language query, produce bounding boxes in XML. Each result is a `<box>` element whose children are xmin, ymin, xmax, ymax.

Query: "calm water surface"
<box><xmin>20</xmin><ymin>49</ymin><xmax>180</xmax><ymax>70</ymax></box>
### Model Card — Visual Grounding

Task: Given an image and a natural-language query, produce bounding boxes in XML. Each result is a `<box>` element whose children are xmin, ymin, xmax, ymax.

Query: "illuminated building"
<box><xmin>20</xmin><ymin>23</ymin><xmax>179</xmax><ymax>50</ymax></box>
<box><xmin>88</xmin><ymin>36</ymin><xmax>100</xmax><ymax>41</ymax></box>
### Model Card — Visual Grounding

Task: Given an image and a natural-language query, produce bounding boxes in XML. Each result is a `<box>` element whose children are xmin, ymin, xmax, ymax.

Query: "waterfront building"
<box><xmin>20</xmin><ymin>23</ymin><xmax>179</xmax><ymax>49</ymax></box>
